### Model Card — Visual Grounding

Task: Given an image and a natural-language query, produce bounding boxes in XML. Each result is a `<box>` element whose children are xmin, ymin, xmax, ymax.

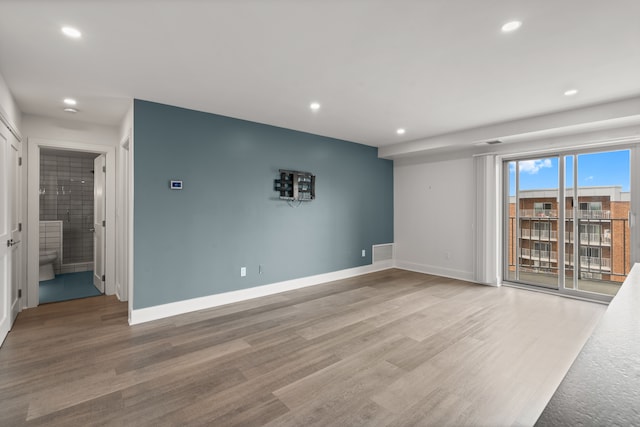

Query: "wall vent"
<box><xmin>372</xmin><ymin>243</ymin><xmax>393</xmax><ymax>263</ymax></box>
<box><xmin>485</xmin><ymin>140</ymin><xmax>502</xmax><ymax>145</ymax></box>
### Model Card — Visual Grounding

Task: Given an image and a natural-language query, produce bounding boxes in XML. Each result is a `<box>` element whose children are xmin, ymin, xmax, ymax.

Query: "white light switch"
<box><xmin>240</xmin><ymin>267</ymin><xmax>246</xmax><ymax>277</ymax></box>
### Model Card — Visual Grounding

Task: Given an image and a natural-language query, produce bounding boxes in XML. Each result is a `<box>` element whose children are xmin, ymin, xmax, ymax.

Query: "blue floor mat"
<box><xmin>39</xmin><ymin>271</ymin><xmax>102</xmax><ymax>304</ymax></box>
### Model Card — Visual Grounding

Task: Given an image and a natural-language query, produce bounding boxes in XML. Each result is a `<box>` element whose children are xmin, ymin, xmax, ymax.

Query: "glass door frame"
<box><xmin>501</xmin><ymin>144</ymin><xmax>639</xmax><ymax>303</ymax></box>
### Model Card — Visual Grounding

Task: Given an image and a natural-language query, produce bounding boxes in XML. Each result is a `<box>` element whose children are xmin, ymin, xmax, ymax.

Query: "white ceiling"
<box><xmin>0</xmin><ymin>0</ymin><xmax>639</xmax><ymax>147</ymax></box>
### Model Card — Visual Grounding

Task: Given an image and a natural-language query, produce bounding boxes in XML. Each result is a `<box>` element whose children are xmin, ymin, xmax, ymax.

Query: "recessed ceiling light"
<box><xmin>310</xmin><ymin>102</ymin><xmax>321</xmax><ymax>111</ymax></box>
<box><xmin>63</xmin><ymin>108</ymin><xmax>78</xmax><ymax>113</ymax></box>
<box><xmin>564</xmin><ymin>89</ymin><xmax>579</xmax><ymax>96</ymax></box>
<box><xmin>501</xmin><ymin>21</ymin><xmax>522</xmax><ymax>33</ymax></box>
<box><xmin>61</xmin><ymin>26</ymin><xmax>82</xmax><ymax>38</ymax></box>
<box><xmin>63</xmin><ymin>98</ymin><xmax>77</xmax><ymax>106</ymax></box>
<box><xmin>396</xmin><ymin>128</ymin><xmax>406</xmax><ymax>135</ymax></box>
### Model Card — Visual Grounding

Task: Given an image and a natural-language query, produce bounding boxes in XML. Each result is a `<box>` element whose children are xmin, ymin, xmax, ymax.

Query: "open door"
<box><xmin>9</xmin><ymin>134</ymin><xmax>21</xmax><ymax>323</ymax></box>
<box><xmin>0</xmin><ymin>125</ymin><xmax>18</xmax><ymax>345</ymax></box>
<box><xmin>93</xmin><ymin>154</ymin><xmax>106</xmax><ymax>293</ymax></box>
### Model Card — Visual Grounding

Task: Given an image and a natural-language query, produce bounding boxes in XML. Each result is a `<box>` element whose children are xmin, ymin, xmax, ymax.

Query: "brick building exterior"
<box><xmin>508</xmin><ymin>186</ymin><xmax>630</xmax><ymax>284</ymax></box>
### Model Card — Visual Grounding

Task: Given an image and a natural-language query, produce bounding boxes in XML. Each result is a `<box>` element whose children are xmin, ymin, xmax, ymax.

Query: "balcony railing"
<box><xmin>565</xmin><ymin>254</ymin><xmax>611</xmax><ymax>270</ymax></box>
<box><xmin>520</xmin><ymin>230</ymin><xmax>611</xmax><ymax>245</ymax></box>
<box><xmin>520</xmin><ymin>248</ymin><xmax>557</xmax><ymax>261</ymax></box>
<box><xmin>519</xmin><ymin>209</ymin><xmax>611</xmax><ymax>219</ymax></box>
<box><xmin>521</xmin><ymin>229</ymin><xmax>558</xmax><ymax>240</ymax></box>
<box><xmin>520</xmin><ymin>209</ymin><xmax>557</xmax><ymax>218</ymax></box>
<box><xmin>579</xmin><ymin>232</ymin><xmax>611</xmax><ymax>245</ymax></box>
<box><xmin>508</xmin><ymin>216</ymin><xmax>629</xmax><ymax>280</ymax></box>
<box><xmin>567</xmin><ymin>210</ymin><xmax>612</xmax><ymax>220</ymax></box>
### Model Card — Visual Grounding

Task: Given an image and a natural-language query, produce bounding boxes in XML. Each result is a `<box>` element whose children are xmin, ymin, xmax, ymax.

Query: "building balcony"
<box><xmin>520</xmin><ymin>209</ymin><xmax>557</xmax><ymax>218</ymax></box>
<box><xmin>520</xmin><ymin>230</ymin><xmax>611</xmax><ymax>246</ymax></box>
<box><xmin>521</xmin><ymin>229</ymin><xmax>558</xmax><ymax>240</ymax></box>
<box><xmin>572</xmin><ymin>210</ymin><xmax>611</xmax><ymax>220</ymax></box>
<box><xmin>565</xmin><ymin>254</ymin><xmax>611</xmax><ymax>271</ymax></box>
<box><xmin>564</xmin><ymin>232</ymin><xmax>612</xmax><ymax>246</ymax></box>
<box><xmin>520</xmin><ymin>248</ymin><xmax>557</xmax><ymax>262</ymax></box>
<box><xmin>518</xmin><ymin>250</ymin><xmax>611</xmax><ymax>271</ymax></box>
<box><xmin>518</xmin><ymin>210</ymin><xmax>611</xmax><ymax>220</ymax></box>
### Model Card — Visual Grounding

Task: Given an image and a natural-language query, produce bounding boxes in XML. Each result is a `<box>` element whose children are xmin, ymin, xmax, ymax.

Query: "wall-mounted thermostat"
<box><xmin>170</xmin><ymin>180</ymin><xmax>183</xmax><ymax>190</ymax></box>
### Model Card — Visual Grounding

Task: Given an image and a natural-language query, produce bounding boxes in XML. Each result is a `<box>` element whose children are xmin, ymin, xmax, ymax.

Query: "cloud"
<box><xmin>518</xmin><ymin>159</ymin><xmax>553</xmax><ymax>174</ymax></box>
<box><xmin>585</xmin><ymin>176</ymin><xmax>594</xmax><ymax>181</ymax></box>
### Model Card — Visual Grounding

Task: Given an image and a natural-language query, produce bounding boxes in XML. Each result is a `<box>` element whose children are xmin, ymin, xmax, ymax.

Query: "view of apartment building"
<box><xmin>508</xmin><ymin>186</ymin><xmax>630</xmax><ymax>288</ymax></box>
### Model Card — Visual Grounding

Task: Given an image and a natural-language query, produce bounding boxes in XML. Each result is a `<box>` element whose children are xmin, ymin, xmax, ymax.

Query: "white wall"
<box><xmin>394</xmin><ymin>155</ymin><xmax>475</xmax><ymax>281</ymax></box>
<box><xmin>0</xmin><ymin>72</ymin><xmax>21</xmax><ymax>132</ymax></box>
<box><xmin>392</xmin><ymin>123</ymin><xmax>640</xmax><ymax>287</ymax></box>
<box><xmin>22</xmin><ymin>114</ymin><xmax>118</xmax><ymax>146</ymax></box>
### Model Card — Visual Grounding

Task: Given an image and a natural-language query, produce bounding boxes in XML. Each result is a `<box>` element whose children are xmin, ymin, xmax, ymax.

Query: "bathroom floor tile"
<box><xmin>39</xmin><ymin>271</ymin><xmax>102</xmax><ymax>304</ymax></box>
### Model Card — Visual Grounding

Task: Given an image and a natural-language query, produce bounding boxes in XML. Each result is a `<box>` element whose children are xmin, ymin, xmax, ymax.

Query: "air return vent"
<box><xmin>485</xmin><ymin>140</ymin><xmax>503</xmax><ymax>145</ymax></box>
<box><xmin>372</xmin><ymin>244</ymin><xmax>393</xmax><ymax>263</ymax></box>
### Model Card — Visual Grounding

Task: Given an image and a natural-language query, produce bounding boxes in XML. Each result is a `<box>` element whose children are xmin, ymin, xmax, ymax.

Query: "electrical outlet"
<box><xmin>259</xmin><ymin>264</ymin><xmax>263</xmax><ymax>275</ymax></box>
<box><xmin>445</xmin><ymin>252</ymin><xmax>451</xmax><ymax>260</ymax></box>
<box><xmin>362</xmin><ymin>249</ymin><xmax>366</xmax><ymax>257</ymax></box>
<box><xmin>240</xmin><ymin>267</ymin><xmax>246</xmax><ymax>277</ymax></box>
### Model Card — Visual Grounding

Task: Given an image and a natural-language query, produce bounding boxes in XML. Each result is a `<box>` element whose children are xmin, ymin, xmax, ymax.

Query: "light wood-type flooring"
<box><xmin>0</xmin><ymin>269</ymin><xmax>606</xmax><ymax>426</ymax></box>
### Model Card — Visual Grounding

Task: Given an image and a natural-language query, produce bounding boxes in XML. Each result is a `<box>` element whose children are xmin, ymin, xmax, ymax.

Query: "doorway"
<box><xmin>27</xmin><ymin>138</ymin><xmax>116</xmax><ymax>308</ymax></box>
<box><xmin>504</xmin><ymin>148</ymin><xmax>632</xmax><ymax>300</ymax></box>
<box><xmin>38</xmin><ymin>149</ymin><xmax>105</xmax><ymax>303</ymax></box>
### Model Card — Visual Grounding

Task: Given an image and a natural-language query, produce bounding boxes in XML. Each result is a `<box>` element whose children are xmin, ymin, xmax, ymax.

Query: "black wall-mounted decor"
<box><xmin>274</xmin><ymin>169</ymin><xmax>315</xmax><ymax>201</ymax></box>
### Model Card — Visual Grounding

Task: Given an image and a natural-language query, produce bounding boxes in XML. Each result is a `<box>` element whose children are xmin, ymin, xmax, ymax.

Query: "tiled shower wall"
<box><xmin>40</xmin><ymin>152</ymin><xmax>96</xmax><ymax>264</ymax></box>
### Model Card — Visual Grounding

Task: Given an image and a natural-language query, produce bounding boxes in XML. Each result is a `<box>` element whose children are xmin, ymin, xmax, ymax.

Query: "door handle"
<box><xmin>6</xmin><ymin>239</ymin><xmax>20</xmax><ymax>247</ymax></box>
<box><xmin>89</xmin><ymin>227</ymin><xmax>96</xmax><ymax>232</ymax></box>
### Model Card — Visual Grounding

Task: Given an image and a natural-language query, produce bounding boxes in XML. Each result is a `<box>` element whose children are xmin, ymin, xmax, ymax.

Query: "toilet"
<box><xmin>39</xmin><ymin>250</ymin><xmax>58</xmax><ymax>281</ymax></box>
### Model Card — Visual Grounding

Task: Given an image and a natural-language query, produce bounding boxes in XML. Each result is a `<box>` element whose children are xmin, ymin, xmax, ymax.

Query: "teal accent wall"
<box><xmin>133</xmin><ymin>99</ymin><xmax>393</xmax><ymax>309</ymax></box>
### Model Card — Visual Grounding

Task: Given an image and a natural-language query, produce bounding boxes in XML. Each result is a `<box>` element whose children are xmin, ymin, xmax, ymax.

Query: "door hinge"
<box><xmin>103</xmin><ymin>166</ymin><xmax>106</xmax><ymax>173</ymax></box>
<box><xmin>18</xmin><ymin>222</ymin><xmax>22</xmax><ymax>232</ymax></box>
<box><xmin>102</xmin><ymin>220</ymin><xmax>106</xmax><ymax>227</ymax></box>
<box><xmin>18</xmin><ymin>157</ymin><xmax>22</xmax><ymax>166</ymax></box>
<box><xmin>18</xmin><ymin>289</ymin><xmax>22</xmax><ymax>298</ymax></box>
<box><xmin>102</xmin><ymin>274</ymin><xmax>106</xmax><ymax>282</ymax></box>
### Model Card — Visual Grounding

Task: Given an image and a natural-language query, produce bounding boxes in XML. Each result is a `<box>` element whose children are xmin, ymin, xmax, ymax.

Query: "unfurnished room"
<box><xmin>0</xmin><ymin>1</ymin><xmax>639</xmax><ymax>426</ymax></box>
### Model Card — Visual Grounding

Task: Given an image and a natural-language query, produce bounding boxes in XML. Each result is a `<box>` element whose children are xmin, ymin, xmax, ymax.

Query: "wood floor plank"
<box><xmin>0</xmin><ymin>269</ymin><xmax>606</xmax><ymax>426</ymax></box>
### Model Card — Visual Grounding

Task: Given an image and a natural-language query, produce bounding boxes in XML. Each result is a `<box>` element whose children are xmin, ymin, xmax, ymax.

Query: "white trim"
<box><xmin>130</xmin><ymin>261</ymin><xmax>393</xmax><ymax>325</ymax></box>
<box><xmin>0</xmin><ymin>104</ymin><xmax>22</xmax><ymax>142</ymax></box>
<box><xmin>27</xmin><ymin>138</ymin><xmax>117</xmax><ymax>307</ymax></box>
<box><xmin>127</xmin><ymin>125</ymin><xmax>134</xmax><ymax>324</ymax></box>
<box><xmin>394</xmin><ymin>260</ymin><xmax>477</xmax><ymax>284</ymax></box>
<box><xmin>116</xmin><ymin>131</ymin><xmax>131</xmax><ymax>303</ymax></box>
<box><xmin>379</xmin><ymin>96</ymin><xmax>640</xmax><ymax>159</ymax></box>
<box><xmin>498</xmin><ymin>135</ymin><xmax>640</xmax><ymax>161</ymax></box>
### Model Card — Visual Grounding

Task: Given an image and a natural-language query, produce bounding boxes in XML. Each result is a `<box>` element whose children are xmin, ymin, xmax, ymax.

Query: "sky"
<box><xmin>508</xmin><ymin>149</ymin><xmax>630</xmax><ymax>196</ymax></box>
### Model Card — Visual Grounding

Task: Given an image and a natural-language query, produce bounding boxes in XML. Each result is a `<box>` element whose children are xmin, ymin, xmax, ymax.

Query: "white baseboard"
<box><xmin>130</xmin><ymin>261</ymin><xmax>394</xmax><ymax>325</ymax></box>
<box><xmin>394</xmin><ymin>260</ymin><xmax>475</xmax><ymax>283</ymax></box>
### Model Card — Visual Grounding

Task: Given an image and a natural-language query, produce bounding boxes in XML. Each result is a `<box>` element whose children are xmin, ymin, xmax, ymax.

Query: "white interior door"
<box><xmin>0</xmin><ymin>127</ymin><xmax>14</xmax><ymax>345</ymax></box>
<box><xmin>9</xmin><ymin>135</ymin><xmax>21</xmax><ymax>322</ymax></box>
<box><xmin>93</xmin><ymin>154</ymin><xmax>106</xmax><ymax>293</ymax></box>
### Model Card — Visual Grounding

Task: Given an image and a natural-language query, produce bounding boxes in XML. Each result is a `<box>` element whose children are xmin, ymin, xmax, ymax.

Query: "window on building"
<box><xmin>533</xmin><ymin>221</ymin><xmax>550</xmax><ymax>231</ymax></box>
<box><xmin>579</xmin><ymin>202</ymin><xmax>602</xmax><ymax>211</ymax></box>
<box><xmin>534</xmin><ymin>202</ymin><xmax>552</xmax><ymax>214</ymax></box>
<box><xmin>580</xmin><ymin>247</ymin><xmax>601</xmax><ymax>258</ymax></box>
<box><xmin>534</xmin><ymin>242</ymin><xmax>551</xmax><ymax>253</ymax></box>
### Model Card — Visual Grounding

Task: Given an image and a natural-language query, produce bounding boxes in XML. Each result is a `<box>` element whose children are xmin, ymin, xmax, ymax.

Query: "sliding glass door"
<box><xmin>506</xmin><ymin>157</ymin><xmax>560</xmax><ymax>289</ymax></box>
<box><xmin>504</xmin><ymin>149</ymin><xmax>631</xmax><ymax>299</ymax></box>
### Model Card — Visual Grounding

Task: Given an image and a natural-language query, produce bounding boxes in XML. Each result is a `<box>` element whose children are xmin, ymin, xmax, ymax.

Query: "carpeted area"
<box><xmin>39</xmin><ymin>271</ymin><xmax>102</xmax><ymax>304</ymax></box>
